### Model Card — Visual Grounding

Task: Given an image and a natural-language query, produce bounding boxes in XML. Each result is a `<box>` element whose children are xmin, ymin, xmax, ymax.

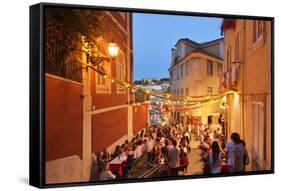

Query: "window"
<box><xmin>235</xmin><ymin>32</ymin><xmax>240</xmax><ymax>61</ymax></box>
<box><xmin>226</xmin><ymin>47</ymin><xmax>232</xmax><ymax>72</ymax></box>
<box><xmin>185</xmin><ymin>87</ymin><xmax>189</xmax><ymax>96</ymax></box>
<box><xmin>97</xmin><ymin>63</ymin><xmax>106</xmax><ymax>86</ymax></box>
<box><xmin>177</xmin><ymin>89</ymin><xmax>180</xmax><ymax>96</ymax></box>
<box><xmin>181</xmin><ymin>88</ymin><xmax>184</xmax><ymax>95</ymax></box>
<box><xmin>177</xmin><ymin>69</ymin><xmax>180</xmax><ymax>80</ymax></box>
<box><xmin>170</xmin><ymin>71</ymin><xmax>173</xmax><ymax>82</ymax></box>
<box><xmin>96</xmin><ymin>61</ymin><xmax>111</xmax><ymax>94</ymax></box>
<box><xmin>253</xmin><ymin>20</ymin><xmax>265</xmax><ymax>44</ymax></box>
<box><xmin>181</xmin><ymin>64</ymin><xmax>184</xmax><ymax>78</ymax></box>
<box><xmin>217</xmin><ymin>63</ymin><xmax>222</xmax><ymax>77</ymax></box>
<box><xmin>207</xmin><ymin>87</ymin><xmax>212</xmax><ymax>95</ymax></box>
<box><xmin>207</xmin><ymin>60</ymin><xmax>213</xmax><ymax>76</ymax></box>
<box><xmin>116</xmin><ymin>50</ymin><xmax>126</xmax><ymax>94</ymax></box>
<box><xmin>95</xmin><ymin>38</ymin><xmax>112</xmax><ymax>94</ymax></box>
<box><xmin>252</xmin><ymin>102</ymin><xmax>266</xmax><ymax>170</ymax></box>
<box><xmin>185</xmin><ymin>62</ymin><xmax>189</xmax><ymax>76</ymax></box>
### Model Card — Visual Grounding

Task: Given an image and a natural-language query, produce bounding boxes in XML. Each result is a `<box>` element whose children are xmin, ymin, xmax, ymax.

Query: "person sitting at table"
<box><xmin>124</xmin><ymin>139</ymin><xmax>129</xmax><ymax>148</ymax></box>
<box><xmin>99</xmin><ymin>163</ymin><xmax>116</xmax><ymax>181</ymax></box>
<box><xmin>135</xmin><ymin>133</ymin><xmax>140</xmax><ymax>142</ymax></box>
<box><xmin>101</xmin><ymin>148</ymin><xmax>111</xmax><ymax>162</ymax></box>
<box><xmin>140</xmin><ymin>129</ymin><xmax>145</xmax><ymax>140</ymax></box>
<box><xmin>120</xmin><ymin>143</ymin><xmax>127</xmax><ymax>153</ymax></box>
<box><xmin>135</xmin><ymin>140</ymin><xmax>143</xmax><ymax>159</ymax></box>
<box><xmin>112</xmin><ymin>145</ymin><xmax>122</xmax><ymax>159</ymax></box>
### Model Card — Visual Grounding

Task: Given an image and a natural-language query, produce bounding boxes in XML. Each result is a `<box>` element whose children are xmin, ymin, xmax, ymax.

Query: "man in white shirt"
<box><xmin>226</xmin><ymin>139</ymin><xmax>235</xmax><ymax>172</ymax></box>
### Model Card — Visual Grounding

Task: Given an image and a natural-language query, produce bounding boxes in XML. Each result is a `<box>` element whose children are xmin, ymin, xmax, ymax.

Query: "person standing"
<box><xmin>208</xmin><ymin>141</ymin><xmax>222</xmax><ymax>174</ymax></box>
<box><xmin>168</xmin><ymin>139</ymin><xmax>180</xmax><ymax>176</ymax></box>
<box><xmin>231</xmin><ymin>133</ymin><xmax>245</xmax><ymax>172</ymax></box>
<box><xmin>225</xmin><ymin>135</ymin><xmax>235</xmax><ymax>172</ymax></box>
<box><xmin>240</xmin><ymin>139</ymin><xmax>249</xmax><ymax>171</ymax></box>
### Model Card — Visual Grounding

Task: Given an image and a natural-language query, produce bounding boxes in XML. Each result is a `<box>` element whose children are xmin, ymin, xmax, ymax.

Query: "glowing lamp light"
<box><xmin>108</xmin><ymin>42</ymin><xmax>119</xmax><ymax>57</ymax></box>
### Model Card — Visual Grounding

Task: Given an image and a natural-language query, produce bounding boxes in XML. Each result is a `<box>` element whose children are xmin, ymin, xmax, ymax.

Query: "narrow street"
<box><xmin>186</xmin><ymin>135</ymin><xmax>204</xmax><ymax>176</ymax></box>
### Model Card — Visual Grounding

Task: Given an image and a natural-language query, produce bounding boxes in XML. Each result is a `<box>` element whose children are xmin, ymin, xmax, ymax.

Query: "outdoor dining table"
<box><xmin>108</xmin><ymin>153</ymin><xmax>127</xmax><ymax>176</ymax></box>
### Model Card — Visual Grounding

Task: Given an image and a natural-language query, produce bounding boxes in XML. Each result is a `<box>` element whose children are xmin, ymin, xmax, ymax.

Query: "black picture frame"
<box><xmin>30</xmin><ymin>2</ymin><xmax>274</xmax><ymax>188</ymax></box>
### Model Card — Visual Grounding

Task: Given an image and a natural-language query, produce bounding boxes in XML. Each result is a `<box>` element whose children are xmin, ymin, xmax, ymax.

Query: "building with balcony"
<box><xmin>169</xmin><ymin>37</ymin><xmax>224</xmax><ymax>126</ymax></box>
<box><xmin>220</xmin><ymin>18</ymin><xmax>272</xmax><ymax>171</ymax></box>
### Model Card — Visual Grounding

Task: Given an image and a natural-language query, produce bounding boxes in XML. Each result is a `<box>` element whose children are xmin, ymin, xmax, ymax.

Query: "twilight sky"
<box><xmin>133</xmin><ymin>13</ymin><xmax>223</xmax><ymax>80</ymax></box>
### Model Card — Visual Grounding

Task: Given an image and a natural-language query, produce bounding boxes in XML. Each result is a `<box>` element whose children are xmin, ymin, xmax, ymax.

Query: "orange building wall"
<box><xmin>45</xmin><ymin>76</ymin><xmax>83</xmax><ymax>161</ymax></box>
<box><xmin>133</xmin><ymin>104</ymin><xmax>148</xmax><ymax>134</ymax></box>
<box><xmin>90</xmin><ymin>12</ymin><xmax>131</xmax><ymax>110</ymax></box>
<box><xmin>92</xmin><ymin>108</ymin><xmax>128</xmax><ymax>153</ymax></box>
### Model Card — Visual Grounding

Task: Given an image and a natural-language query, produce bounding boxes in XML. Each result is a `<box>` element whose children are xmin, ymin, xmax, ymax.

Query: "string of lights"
<box><xmin>83</xmin><ymin>62</ymin><xmax>238</xmax><ymax>109</ymax></box>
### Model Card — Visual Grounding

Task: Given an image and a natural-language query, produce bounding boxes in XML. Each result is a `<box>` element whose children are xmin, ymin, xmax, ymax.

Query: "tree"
<box><xmin>45</xmin><ymin>7</ymin><xmax>105</xmax><ymax>81</ymax></box>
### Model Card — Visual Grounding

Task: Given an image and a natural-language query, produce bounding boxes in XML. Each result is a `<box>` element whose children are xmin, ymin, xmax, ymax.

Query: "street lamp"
<box><xmin>86</xmin><ymin>42</ymin><xmax>119</xmax><ymax>66</ymax></box>
<box><xmin>108</xmin><ymin>42</ymin><xmax>119</xmax><ymax>57</ymax></box>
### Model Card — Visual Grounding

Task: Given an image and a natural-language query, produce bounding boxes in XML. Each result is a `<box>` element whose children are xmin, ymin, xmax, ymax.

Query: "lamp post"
<box><xmin>86</xmin><ymin>42</ymin><xmax>119</xmax><ymax>66</ymax></box>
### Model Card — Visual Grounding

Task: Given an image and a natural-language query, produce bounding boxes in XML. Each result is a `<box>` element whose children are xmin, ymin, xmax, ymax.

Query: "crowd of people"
<box><xmin>94</xmin><ymin>123</ymin><xmax>192</xmax><ymax>180</ymax></box>
<box><xmin>93</xmin><ymin>122</ymin><xmax>250</xmax><ymax>181</ymax></box>
<box><xmin>197</xmin><ymin>123</ymin><xmax>249</xmax><ymax>174</ymax></box>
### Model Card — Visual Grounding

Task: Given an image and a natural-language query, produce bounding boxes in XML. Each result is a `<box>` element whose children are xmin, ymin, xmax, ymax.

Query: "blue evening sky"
<box><xmin>133</xmin><ymin>13</ymin><xmax>223</xmax><ymax>80</ymax></box>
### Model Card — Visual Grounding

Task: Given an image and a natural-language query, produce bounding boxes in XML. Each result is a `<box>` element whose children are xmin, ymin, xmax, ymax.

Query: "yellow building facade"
<box><xmin>221</xmin><ymin>19</ymin><xmax>272</xmax><ymax>171</ymax></box>
<box><xmin>169</xmin><ymin>38</ymin><xmax>224</xmax><ymax>126</ymax></box>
